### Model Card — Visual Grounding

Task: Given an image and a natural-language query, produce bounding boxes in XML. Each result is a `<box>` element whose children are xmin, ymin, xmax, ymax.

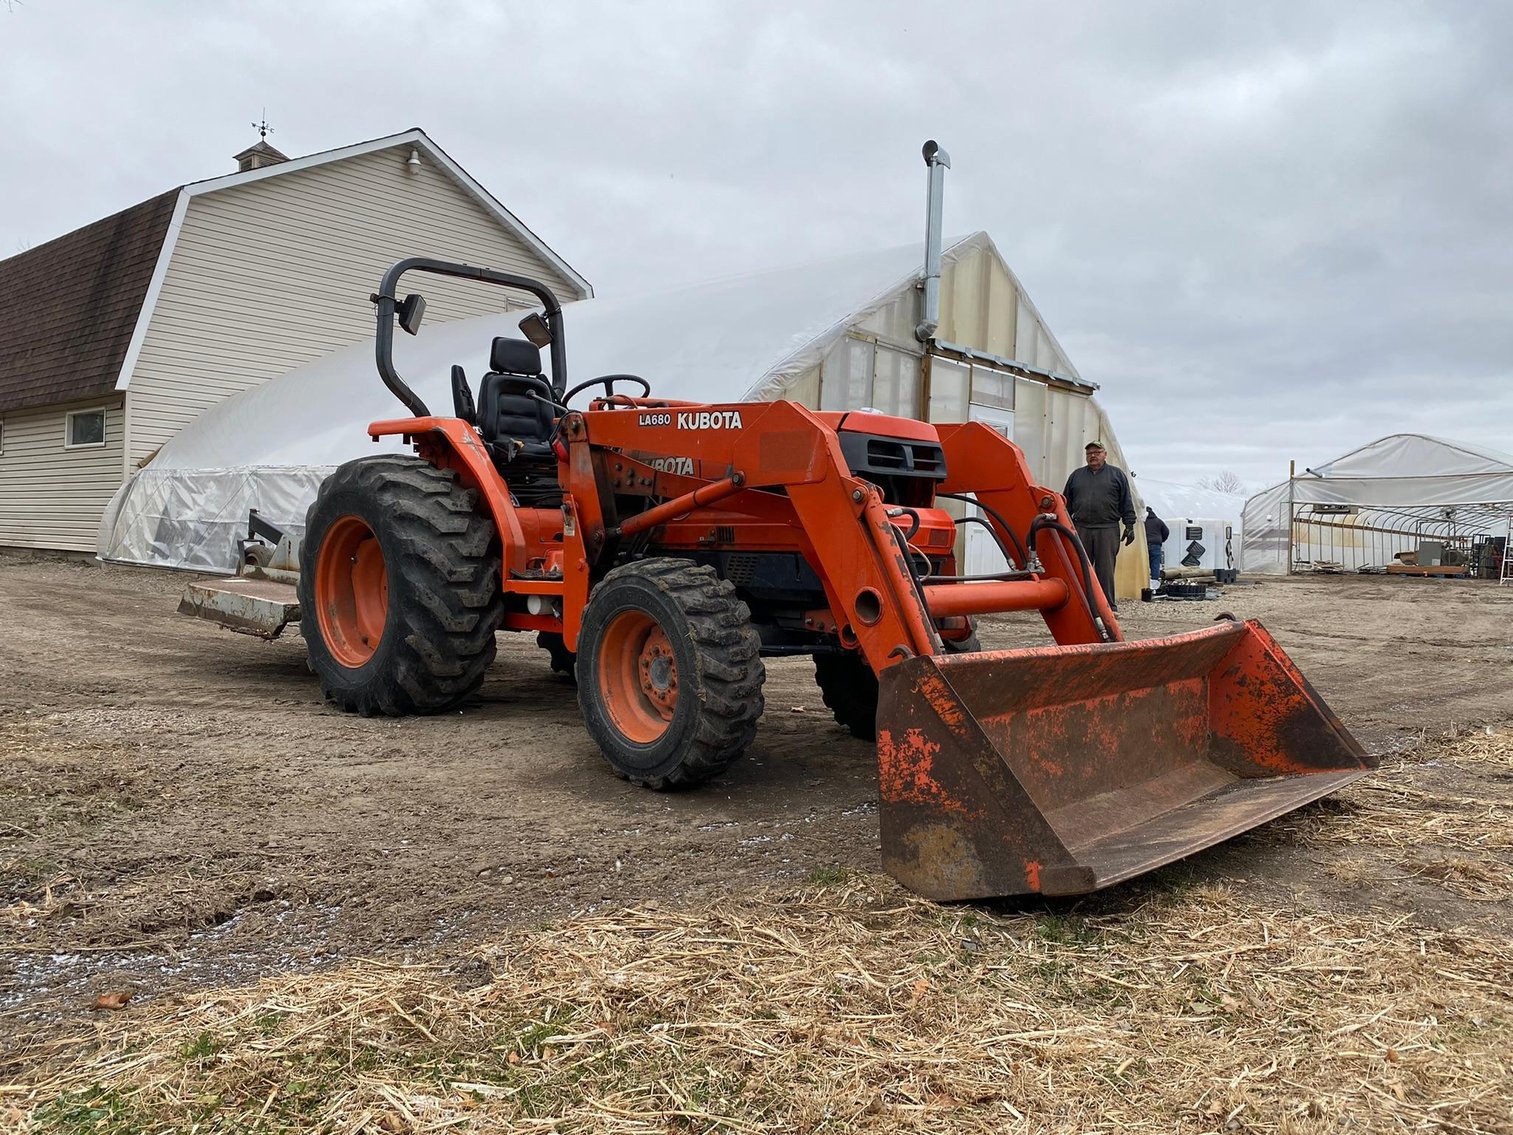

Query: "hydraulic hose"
<box><xmin>935</xmin><ymin>491</ymin><xmax>1030</xmax><ymax>569</ymax></box>
<box><xmin>883</xmin><ymin>507</ymin><xmax>935</xmax><ymax>583</ymax></box>
<box><xmin>933</xmin><ymin>517</ymin><xmax>1041</xmax><ymax>582</ymax></box>
<box><xmin>1026</xmin><ymin>515</ymin><xmax>1115</xmax><ymax>641</ymax></box>
<box><xmin>885</xmin><ymin>506</ymin><xmax>922</xmax><ymax>542</ymax></box>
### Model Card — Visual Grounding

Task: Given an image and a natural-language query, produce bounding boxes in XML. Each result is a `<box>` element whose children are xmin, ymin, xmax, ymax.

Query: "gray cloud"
<box><xmin>3</xmin><ymin>0</ymin><xmax>1508</xmax><ymax>493</ymax></box>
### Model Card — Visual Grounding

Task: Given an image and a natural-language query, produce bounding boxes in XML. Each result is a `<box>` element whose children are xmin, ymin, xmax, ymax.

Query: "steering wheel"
<box><xmin>562</xmin><ymin>374</ymin><xmax>652</xmax><ymax>406</ymax></box>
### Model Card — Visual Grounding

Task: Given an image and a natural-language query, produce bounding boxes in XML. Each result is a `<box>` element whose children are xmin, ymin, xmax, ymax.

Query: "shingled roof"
<box><xmin>0</xmin><ymin>189</ymin><xmax>180</xmax><ymax>414</ymax></box>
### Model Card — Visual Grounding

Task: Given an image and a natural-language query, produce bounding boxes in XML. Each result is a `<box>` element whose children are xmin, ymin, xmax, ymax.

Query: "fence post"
<box><xmin>1286</xmin><ymin>461</ymin><xmax>1295</xmax><ymax>575</ymax></box>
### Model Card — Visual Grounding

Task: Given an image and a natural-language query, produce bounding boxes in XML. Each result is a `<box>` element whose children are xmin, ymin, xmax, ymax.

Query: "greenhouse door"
<box><xmin>964</xmin><ymin>403</ymin><xmax>1016</xmax><ymax>577</ymax></box>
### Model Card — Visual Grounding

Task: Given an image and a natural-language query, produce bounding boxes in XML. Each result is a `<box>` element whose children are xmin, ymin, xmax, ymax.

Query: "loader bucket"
<box><xmin>875</xmin><ymin>619</ymin><xmax>1373</xmax><ymax>900</ymax></box>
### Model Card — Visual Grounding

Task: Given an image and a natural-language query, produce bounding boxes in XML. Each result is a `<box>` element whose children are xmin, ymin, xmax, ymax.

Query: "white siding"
<box><xmin>0</xmin><ymin>396</ymin><xmax>125</xmax><ymax>551</ymax></box>
<box><xmin>127</xmin><ymin>147</ymin><xmax>585</xmax><ymax>465</ymax></box>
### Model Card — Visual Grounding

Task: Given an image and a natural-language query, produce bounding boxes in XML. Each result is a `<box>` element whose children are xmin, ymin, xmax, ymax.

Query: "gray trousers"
<box><xmin>1074</xmin><ymin>524</ymin><xmax>1120</xmax><ymax>610</ymax></box>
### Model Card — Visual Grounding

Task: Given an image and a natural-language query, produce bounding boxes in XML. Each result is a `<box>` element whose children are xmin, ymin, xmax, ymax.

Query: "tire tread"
<box><xmin>582</xmin><ymin>558</ymin><xmax>764</xmax><ymax>790</ymax></box>
<box><xmin>299</xmin><ymin>455</ymin><xmax>504</xmax><ymax>716</ymax></box>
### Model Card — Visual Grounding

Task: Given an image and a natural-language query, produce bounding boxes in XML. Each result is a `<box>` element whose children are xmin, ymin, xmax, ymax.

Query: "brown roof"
<box><xmin>0</xmin><ymin>189</ymin><xmax>180</xmax><ymax>413</ymax></box>
<box><xmin>232</xmin><ymin>139</ymin><xmax>289</xmax><ymax>165</ymax></box>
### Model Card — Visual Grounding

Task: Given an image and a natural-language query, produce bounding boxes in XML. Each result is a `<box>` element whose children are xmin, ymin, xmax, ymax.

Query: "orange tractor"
<box><xmin>291</xmin><ymin>257</ymin><xmax>1372</xmax><ymax>901</ymax></box>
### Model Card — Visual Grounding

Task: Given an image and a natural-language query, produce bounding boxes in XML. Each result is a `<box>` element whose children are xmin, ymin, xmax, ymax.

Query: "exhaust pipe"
<box><xmin>915</xmin><ymin>139</ymin><xmax>951</xmax><ymax>342</ymax></box>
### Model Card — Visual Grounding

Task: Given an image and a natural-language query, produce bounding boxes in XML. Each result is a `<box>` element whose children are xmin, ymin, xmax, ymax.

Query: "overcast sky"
<box><xmin>3</xmin><ymin>1</ymin><xmax>1509</xmax><ymax>492</ymax></box>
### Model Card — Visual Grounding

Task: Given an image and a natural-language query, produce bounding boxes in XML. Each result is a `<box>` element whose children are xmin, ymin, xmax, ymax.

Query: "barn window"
<box><xmin>65</xmin><ymin>408</ymin><xmax>107</xmax><ymax>448</ymax></box>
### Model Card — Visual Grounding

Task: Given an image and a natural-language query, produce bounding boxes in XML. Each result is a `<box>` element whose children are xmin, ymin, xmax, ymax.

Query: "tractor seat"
<box><xmin>475</xmin><ymin>337</ymin><xmax>556</xmax><ymax>462</ymax></box>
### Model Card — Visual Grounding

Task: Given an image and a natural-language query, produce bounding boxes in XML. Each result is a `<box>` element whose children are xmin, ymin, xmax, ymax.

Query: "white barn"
<box><xmin>0</xmin><ymin>128</ymin><xmax>589</xmax><ymax>552</ymax></box>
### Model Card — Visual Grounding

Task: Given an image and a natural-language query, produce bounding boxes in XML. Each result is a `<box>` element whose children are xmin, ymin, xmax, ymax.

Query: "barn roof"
<box><xmin>0</xmin><ymin>189</ymin><xmax>179</xmax><ymax>413</ymax></box>
<box><xmin>0</xmin><ymin>128</ymin><xmax>590</xmax><ymax>415</ymax></box>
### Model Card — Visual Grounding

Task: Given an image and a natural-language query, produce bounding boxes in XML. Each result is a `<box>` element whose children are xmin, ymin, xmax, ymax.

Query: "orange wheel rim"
<box><xmin>598</xmin><ymin>610</ymin><xmax>678</xmax><ymax>744</ymax></box>
<box><xmin>314</xmin><ymin>515</ymin><xmax>388</xmax><ymax>668</ymax></box>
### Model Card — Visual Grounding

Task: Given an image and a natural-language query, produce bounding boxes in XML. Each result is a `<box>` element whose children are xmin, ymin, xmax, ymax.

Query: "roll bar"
<box><xmin>372</xmin><ymin>257</ymin><xmax>567</xmax><ymax>417</ymax></box>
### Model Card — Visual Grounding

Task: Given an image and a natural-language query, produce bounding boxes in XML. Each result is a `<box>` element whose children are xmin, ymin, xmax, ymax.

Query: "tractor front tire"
<box><xmin>578</xmin><ymin>559</ymin><xmax>764</xmax><ymax>790</ymax></box>
<box><xmin>537</xmin><ymin>632</ymin><xmax>577</xmax><ymax>680</ymax></box>
<box><xmin>298</xmin><ymin>455</ymin><xmax>504</xmax><ymax>716</ymax></box>
<box><xmin>814</xmin><ymin>630</ymin><xmax>980</xmax><ymax>742</ymax></box>
<box><xmin>814</xmin><ymin>652</ymin><xmax>878</xmax><ymax>741</ymax></box>
<box><xmin>945</xmin><ymin>630</ymin><xmax>983</xmax><ymax>653</ymax></box>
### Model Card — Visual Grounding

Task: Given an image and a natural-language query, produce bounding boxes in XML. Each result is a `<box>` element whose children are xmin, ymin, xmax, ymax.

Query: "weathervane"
<box><xmin>252</xmin><ymin>112</ymin><xmax>274</xmax><ymax>141</ymax></box>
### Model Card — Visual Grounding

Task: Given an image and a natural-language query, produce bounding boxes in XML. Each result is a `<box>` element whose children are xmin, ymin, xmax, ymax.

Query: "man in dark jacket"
<box><xmin>1062</xmin><ymin>441</ymin><xmax>1136</xmax><ymax>611</ymax></box>
<box><xmin>1144</xmin><ymin>506</ymin><xmax>1170</xmax><ymax>585</ymax></box>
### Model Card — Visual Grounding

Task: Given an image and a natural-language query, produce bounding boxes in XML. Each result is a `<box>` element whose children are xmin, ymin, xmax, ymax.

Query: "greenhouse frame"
<box><xmin>1241</xmin><ymin>435</ymin><xmax>1513</xmax><ymax>579</ymax></box>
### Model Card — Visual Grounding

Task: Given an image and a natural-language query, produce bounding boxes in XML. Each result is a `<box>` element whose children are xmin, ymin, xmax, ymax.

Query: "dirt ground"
<box><xmin>3</xmin><ymin>553</ymin><xmax>1512</xmax><ymax>1035</ymax></box>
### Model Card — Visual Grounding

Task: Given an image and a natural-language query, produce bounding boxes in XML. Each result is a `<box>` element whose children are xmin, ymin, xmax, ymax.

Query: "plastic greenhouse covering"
<box><xmin>1134</xmin><ymin>478</ymin><xmax>1245</xmax><ymax>530</ymax></box>
<box><xmin>99</xmin><ymin>237</ymin><xmax>1001</xmax><ymax>573</ymax></box>
<box><xmin>1241</xmin><ymin>434</ymin><xmax>1513</xmax><ymax>574</ymax></box>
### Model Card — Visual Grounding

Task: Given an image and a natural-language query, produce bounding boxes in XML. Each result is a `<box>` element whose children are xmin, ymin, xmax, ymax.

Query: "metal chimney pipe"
<box><xmin>915</xmin><ymin>139</ymin><xmax>951</xmax><ymax>342</ymax></box>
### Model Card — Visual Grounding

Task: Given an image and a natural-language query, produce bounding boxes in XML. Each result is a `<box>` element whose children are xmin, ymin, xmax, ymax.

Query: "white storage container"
<box><xmin>1163</xmin><ymin>518</ymin><xmax>1236</xmax><ymax>574</ymax></box>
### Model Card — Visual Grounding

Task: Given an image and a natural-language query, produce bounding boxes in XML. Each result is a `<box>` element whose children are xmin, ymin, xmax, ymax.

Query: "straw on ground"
<box><xmin>4</xmin><ymin>730</ymin><xmax>1511</xmax><ymax>1134</ymax></box>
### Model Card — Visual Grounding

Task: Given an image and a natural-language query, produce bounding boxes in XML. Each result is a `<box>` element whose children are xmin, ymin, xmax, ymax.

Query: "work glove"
<box><xmin>1122</xmin><ymin>523</ymin><xmax>1135</xmax><ymax>546</ymax></box>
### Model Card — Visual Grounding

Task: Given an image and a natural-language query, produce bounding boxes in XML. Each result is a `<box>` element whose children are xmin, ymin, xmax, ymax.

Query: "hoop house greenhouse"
<box><xmin>1241</xmin><ymin>435</ymin><xmax>1513</xmax><ymax>577</ymax></box>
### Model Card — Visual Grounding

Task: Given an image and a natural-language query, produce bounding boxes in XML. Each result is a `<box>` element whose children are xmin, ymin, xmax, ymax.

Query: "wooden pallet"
<box><xmin>1384</xmin><ymin>564</ymin><xmax>1469</xmax><ymax>577</ymax></box>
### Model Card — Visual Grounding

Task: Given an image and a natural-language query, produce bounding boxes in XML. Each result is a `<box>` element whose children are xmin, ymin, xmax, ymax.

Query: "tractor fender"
<box><xmin>368</xmin><ymin>416</ymin><xmax>528</xmax><ymax>574</ymax></box>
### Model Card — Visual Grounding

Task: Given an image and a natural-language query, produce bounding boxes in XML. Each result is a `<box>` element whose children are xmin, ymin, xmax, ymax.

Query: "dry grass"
<box><xmin>1272</xmin><ymin>724</ymin><xmax>1513</xmax><ymax>902</ymax></box>
<box><xmin>4</xmin><ymin>732</ymin><xmax>1512</xmax><ymax>1134</ymax></box>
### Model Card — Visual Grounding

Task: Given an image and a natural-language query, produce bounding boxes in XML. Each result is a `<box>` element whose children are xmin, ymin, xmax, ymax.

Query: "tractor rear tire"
<box><xmin>945</xmin><ymin>630</ymin><xmax>983</xmax><ymax>653</ymax></box>
<box><xmin>578</xmin><ymin>559</ymin><xmax>764</xmax><ymax>790</ymax></box>
<box><xmin>814</xmin><ymin>630</ymin><xmax>981</xmax><ymax>742</ymax></box>
<box><xmin>298</xmin><ymin>455</ymin><xmax>504</xmax><ymax>716</ymax></box>
<box><xmin>814</xmin><ymin>652</ymin><xmax>878</xmax><ymax>741</ymax></box>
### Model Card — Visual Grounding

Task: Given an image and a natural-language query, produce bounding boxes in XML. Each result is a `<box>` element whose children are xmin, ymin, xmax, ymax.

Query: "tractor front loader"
<box><xmin>193</xmin><ymin>258</ymin><xmax>1374</xmax><ymax>901</ymax></box>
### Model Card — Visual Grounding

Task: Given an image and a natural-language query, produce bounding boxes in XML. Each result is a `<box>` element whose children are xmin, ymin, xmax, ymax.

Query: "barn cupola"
<box><xmin>234</xmin><ymin>117</ymin><xmax>289</xmax><ymax>172</ymax></box>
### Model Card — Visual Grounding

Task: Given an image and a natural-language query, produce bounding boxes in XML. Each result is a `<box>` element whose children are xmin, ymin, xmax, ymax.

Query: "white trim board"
<box><xmin>185</xmin><ymin>128</ymin><xmax>591</xmax><ymax>298</ymax></box>
<box><xmin>63</xmin><ymin>405</ymin><xmax>111</xmax><ymax>449</ymax></box>
<box><xmin>111</xmin><ymin>127</ymin><xmax>591</xmax><ymax>402</ymax></box>
<box><xmin>111</xmin><ymin>189</ymin><xmax>190</xmax><ymax>396</ymax></box>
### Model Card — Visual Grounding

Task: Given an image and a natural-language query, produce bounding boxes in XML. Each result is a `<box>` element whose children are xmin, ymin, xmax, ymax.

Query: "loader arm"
<box><xmin>935</xmin><ymin>421</ymin><xmax>1118</xmax><ymax>645</ymax></box>
<box><xmin>568</xmin><ymin>400</ymin><xmax>1124</xmax><ymax>670</ymax></box>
